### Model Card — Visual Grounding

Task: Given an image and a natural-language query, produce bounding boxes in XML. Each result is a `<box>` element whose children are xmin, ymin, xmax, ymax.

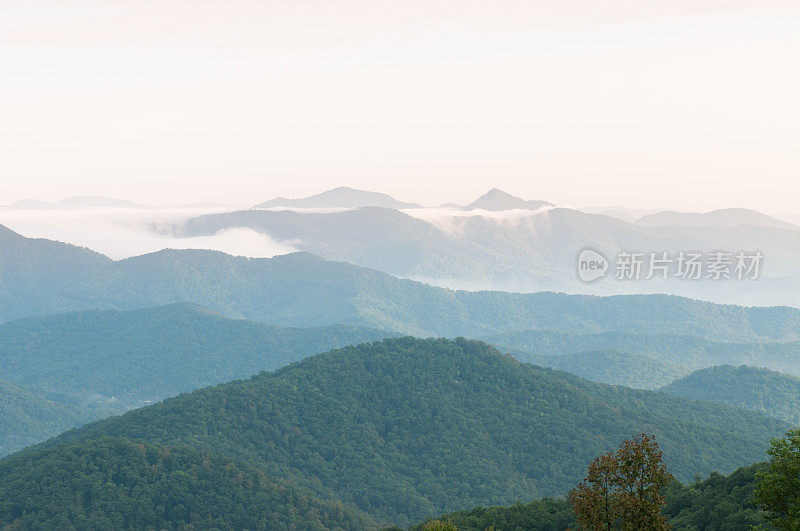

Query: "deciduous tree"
<box><xmin>569</xmin><ymin>434</ymin><xmax>672</xmax><ymax>530</ymax></box>
<box><xmin>755</xmin><ymin>428</ymin><xmax>800</xmax><ymax>530</ymax></box>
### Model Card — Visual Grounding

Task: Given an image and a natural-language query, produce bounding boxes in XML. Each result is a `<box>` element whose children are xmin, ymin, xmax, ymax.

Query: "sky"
<box><xmin>2</xmin><ymin>1</ymin><xmax>799</xmax><ymax>211</ymax></box>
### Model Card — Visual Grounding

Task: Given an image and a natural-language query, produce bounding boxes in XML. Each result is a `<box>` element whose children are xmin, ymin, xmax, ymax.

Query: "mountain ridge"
<box><xmin>26</xmin><ymin>337</ymin><xmax>788</xmax><ymax>525</ymax></box>
<box><xmin>660</xmin><ymin>365</ymin><xmax>800</xmax><ymax>424</ymax></box>
<box><xmin>253</xmin><ymin>186</ymin><xmax>420</xmax><ymax>209</ymax></box>
<box><xmin>2</xmin><ymin>223</ymin><xmax>800</xmax><ymax>341</ymax></box>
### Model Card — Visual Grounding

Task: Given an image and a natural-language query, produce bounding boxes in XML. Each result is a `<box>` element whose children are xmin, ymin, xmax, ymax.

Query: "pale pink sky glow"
<box><xmin>1</xmin><ymin>1</ymin><xmax>799</xmax><ymax>211</ymax></box>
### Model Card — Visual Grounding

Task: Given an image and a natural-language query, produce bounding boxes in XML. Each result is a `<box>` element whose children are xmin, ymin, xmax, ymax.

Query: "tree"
<box><xmin>569</xmin><ymin>434</ymin><xmax>672</xmax><ymax>530</ymax></box>
<box><xmin>569</xmin><ymin>452</ymin><xmax>620</xmax><ymax>530</ymax></box>
<box><xmin>422</xmin><ymin>520</ymin><xmax>458</xmax><ymax>530</ymax></box>
<box><xmin>755</xmin><ymin>428</ymin><xmax>800</xmax><ymax>530</ymax></box>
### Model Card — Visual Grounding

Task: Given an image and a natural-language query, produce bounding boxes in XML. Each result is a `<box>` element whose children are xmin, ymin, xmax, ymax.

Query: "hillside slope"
<box><xmin>517</xmin><ymin>350</ymin><xmax>687</xmax><ymax>389</ymax></box>
<box><xmin>0</xmin><ymin>437</ymin><xmax>373</xmax><ymax>529</ymax></box>
<box><xmin>661</xmin><ymin>365</ymin><xmax>800</xmax><ymax>424</ymax></box>
<box><xmin>0</xmin><ymin>380</ymin><xmax>96</xmax><ymax>457</ymax></box>
<box><xmin>0</xmin><ymin>303</ymin><xmax>393</xmax><ymax>410</ymax></box>
<box><xmin>34</xmin><ymin>338</ymin><xmax>787</xmax><ymax>526</ymax></box>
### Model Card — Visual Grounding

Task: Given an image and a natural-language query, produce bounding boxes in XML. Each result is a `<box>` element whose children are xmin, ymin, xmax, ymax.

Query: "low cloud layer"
<box><xmin>0</xmin><ymin>206</ymin><xmax>296</xmax><ymax>259</ymax></box>
<box><xmin>401</xmin><ymin>206</ymin><xmax>556</xmax><ymax>235</ymax></box>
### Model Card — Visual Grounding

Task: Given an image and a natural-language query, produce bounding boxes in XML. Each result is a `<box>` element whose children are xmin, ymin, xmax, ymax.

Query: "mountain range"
<box><xmin>13</xmin><ymin>338</ymin><xmax>788</xmax><ymax>526</ymax></box>
<box><xmin>2</xmin><ymin>198</ymin><xmax>800</xmax><ymax>527</ymax></box>
<box><xmin>170</xmin><ymin>192</ymin><xmax>800</xmax><ymax>305</ymax></box>
<box><xmin>3</xmin><ymin>223</ymin><xmax>800</xmax><ymax>340</ymax></box>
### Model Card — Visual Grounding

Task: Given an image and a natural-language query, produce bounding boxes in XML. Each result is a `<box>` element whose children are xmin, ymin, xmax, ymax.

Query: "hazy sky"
<box><xmin>2</xmin><ymin>1</ymin><xmax>799</xmax><ymax>211</ymax></box>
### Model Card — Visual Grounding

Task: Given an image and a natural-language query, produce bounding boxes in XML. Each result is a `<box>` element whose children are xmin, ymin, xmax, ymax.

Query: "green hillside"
<box><xmin>0</xmin><ymin>303</ymin><xmax>394</xmax><ymax>409</ymax></box>
<box><xmin>661</xmin><ymin>365</ymin><xmax>800</xmax><ymax>424</ymax></box>
<box><xmin>0</xmin><ymin>380</ymin><xmax>97</xmax><ymax>457</ymax></box>
<box><xmin>30</xmin><ymin>338</ymin><xmax>787</xmax><ymax>526</ymax></box>
<box><xmin>0</xmin><ymin>436</ymin><xmax>373</xmax><ymax>530</ymax></box>
<box><xmin>518</xmin><ymin>350</ymin><xmax>687</xmax><ymax>389</ymax></box>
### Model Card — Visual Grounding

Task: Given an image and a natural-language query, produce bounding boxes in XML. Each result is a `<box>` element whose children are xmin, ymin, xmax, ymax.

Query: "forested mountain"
<box><xmin>414</xmin><ymin>463</ymin><xmax>770</xmax><ymax>530</ymax></box>
<box><xmin>517</xmin><ymin>350</ymin><xmax>687</xmax><ymax>389</ymax></box>
<box><xmin>0</xmin><ymin>303</ymin><xmax>394</xmax><ymax>411</ymax></box>
<box><xmin>0</xmin><ymin>437</ymin><xmax>373</xmax><ymax>530</ymax></box>
<box><xmin>0</xmin><ymin>380</ymin><xmax>97</xmax><ymax>456</ymax></box>
<box><xmin>485</xmin><ymin>329</ymin><xmax>800</xmax><ymax>376</ymax></box>
<box><xmin>661</xmin><ymin>365</ymin><xmax>800</xmax><ymax>424</ymax></box>
<box><xmin>3</xmin><ymin>224</ymin><xmax>800</xmax><ymax>340</ymax></box>
<box><xmin>171</xmin><ymin>202</ymin><xmax>800</xmax><ymax>305</ymax></box>
<box><xmin>26</xmin><ymin>338</ymin><xmax>786</xmax><ymax>526</ymax></box>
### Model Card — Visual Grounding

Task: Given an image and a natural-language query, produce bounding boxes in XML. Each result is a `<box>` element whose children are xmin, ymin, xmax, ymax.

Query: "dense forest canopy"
<box><xmin>0</xmin><ymin>436</ymin><xmax>373</xmax><ymax>530</ymax></box>
<box><xmin>413</xmin><ymin>463</ymin><xmax>771</xmax><ymax>530</ymax></box>
<box><xmin>0</xmin><ymin>379</ymin><xmax>96</xmax><ymax>456</ymax></box>
<box><xmin>22</xmin><ymin>338</ymin><xmax>786</xmax><ymax>526</ymax></box>
<box><xmin>661</xmin><ymin>365</ymin><xmax>800</xmax><ymax>424</ymax></box>
<box><xmin>0</xmin><ymin>303</ymin><xmax>393</xmax><ymax>409</ymax></box>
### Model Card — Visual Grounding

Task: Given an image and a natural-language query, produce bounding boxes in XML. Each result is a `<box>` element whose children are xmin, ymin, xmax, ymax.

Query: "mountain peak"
<box><xmin>464</xmin><ymin>188</ymin><xmax>552</xmax><ymax>211</ymax></box>
<box><xmin>253</xmin><ymin>187</ymin><xmax>420</xmax><ymax>210</ymax></box>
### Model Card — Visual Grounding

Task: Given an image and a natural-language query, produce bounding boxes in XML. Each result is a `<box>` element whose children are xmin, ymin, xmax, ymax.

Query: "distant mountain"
<box><xmin>173</xmin><ymin>204</ymin><xmax>800</xmax><ymax>304</ymax></box>
<box><xmin>485</xmin><ymin>329</ymin><xmax>800</xmax><ymax>377</ymax></box>
<box><xmin>0</xmin><ymin>380</ymin><xmax>96</xmax><ymax>457</ymax></box>
<box><xmin>0</xmin><ymin>303</ymin><xmax>394</xmax><ymax>411</ymax></box>
<box><xmin>660</xmin><ymin>365</ymin><xmax>800</xmax><ymax>424</ymax></box>
<box><xmin>463</xmin><ymin>188</ymin><xmax>552</xmax><ymax>211</ymax></box>
<box><xmin>2</xmin><ymin>223</ymin><xmax>800</xmax><ymax>340</ymax></box>
<box><xmin>24</xmin><ymin>338</ymin><xmax>787</xmax><ymax>526</ymax></box>
<box><xmin>635</xmin><ymin>207</ymin><xmax>799</xmax><ymax>230</ymax></box>
<box><xmin>517</xmin><ymin>350</ymin><xmax>688</xmax><ymax>389</ymax></box>
<box><xmin>0</xmin><ymin>437</ymin><xmax>373</xmax><ymax>529</ymax></box>
<box><xmin>5</xmin><ymin>196</ymin><xmax>150</xmax><ymax>209</ymax></box>
<box><xmin>253</xmin><ymin>186</ymin><xmax>420</xmax><ymax>209</ymax></box>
